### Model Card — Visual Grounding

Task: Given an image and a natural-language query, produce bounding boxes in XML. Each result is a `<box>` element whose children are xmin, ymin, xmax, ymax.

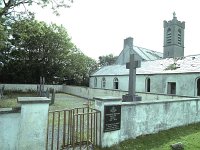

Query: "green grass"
<box><xmin>0</xmin><ymin>91</ymin><xmax>37</xmax><ymax>108</ymax></box>
<box><xmin>97</xmin><ymin>123</ymin><xmax>200</xmax><ymax>150</ymax></box>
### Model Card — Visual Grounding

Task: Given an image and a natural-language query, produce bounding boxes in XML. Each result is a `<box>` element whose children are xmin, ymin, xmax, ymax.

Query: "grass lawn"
<box><xmin>99</xmin><ymin>122</ymin><xmax>200</xmax><ymax>150</ymax></box>
<box><xmin>0</xmin><ymin>92</ymin><xmax>91</xmax><ymax>109</ymax></box>
<box><xmin>1</xmin><ymin>92</ymin><xmax>200</xmax><ymax>150</ymax></box>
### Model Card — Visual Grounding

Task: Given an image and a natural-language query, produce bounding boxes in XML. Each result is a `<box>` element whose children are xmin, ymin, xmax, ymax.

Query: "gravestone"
<box><xmin>37</xmin><ymin>76</ymin><xmax>45</xmax><ymax>96</ymax></box>
<box><xmin>49</xmin><ymin>88</ymin><xmax>55</xmax><ymax>105</ymax></box>
<box><xmin>0</xmin><ymin>85</ymin><xmax>5</xmax><ymax>99</ymax></box>
<box><xmin>170</xmin><ymin>142</ymin><xmax>184</xmax><ymax>150</ymax></box>
<box><xmin>122</xmin><ymin>54</ymin><xmax>142</xmax><ymax>102</ymax></box>
<box><xmin>37</xmin><ymin>77</ymin><xmax>55</xmax><ymax>105</ymax></box>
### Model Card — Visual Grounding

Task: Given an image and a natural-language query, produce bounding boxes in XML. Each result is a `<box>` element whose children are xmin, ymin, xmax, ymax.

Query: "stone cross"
<box><xmin>122</xmin><ymin>54</ymin><xmax>142</xmax><ymax>101</ymax></box>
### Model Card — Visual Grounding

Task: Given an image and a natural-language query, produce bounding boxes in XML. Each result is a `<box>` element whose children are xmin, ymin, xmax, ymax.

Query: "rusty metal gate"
<box><xmin>46</xmin><ymin>106</ymin><xmax>101</xmax><ymax>150</ymax></box>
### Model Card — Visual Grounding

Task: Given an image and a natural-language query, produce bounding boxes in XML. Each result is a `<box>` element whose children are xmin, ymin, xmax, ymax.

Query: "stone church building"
<box><xmin>89</xmin><ymin>13</ymin><xmax>200</xmax><ymax>97</ymax></box>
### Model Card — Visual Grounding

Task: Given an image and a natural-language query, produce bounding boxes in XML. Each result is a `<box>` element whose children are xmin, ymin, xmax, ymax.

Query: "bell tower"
<box><xmin>163</xmin><ymin>12</ymin><xmax>185</xmax><ymax>58</ymax></box>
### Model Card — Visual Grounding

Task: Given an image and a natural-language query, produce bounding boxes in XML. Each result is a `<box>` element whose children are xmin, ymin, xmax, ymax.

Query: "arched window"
<box><xmin>94</xmin><ymin>77</ymin><xmax>97</xmax><ymax>88</ymax></box>
<box><xmin>196</xmin><ymin>78</ymin><xmax>200</xmax><ymax>96</ymax></box>
<box><xmin>166</xmin><ymin>28</ymin><xmax>172</xmax><ymax>44</ymax></box>
<box><xmin>145</xmin><ymin>78</ymin><xmax>150</xmax><ymax>92</ymax></box>
<box><xmin>113</xmin><ymin>77</ymin><xmax>119</xmax><ymax>89</ymax></box>
<box><xmin>178</xmin><ymin>29</ymin><xmax>181</xmax><ymax>46</ymax></box>
<box><xmin>101</xmin><ymin>77</ymin><xmax>106</xmax><ymax>89</ymax></box>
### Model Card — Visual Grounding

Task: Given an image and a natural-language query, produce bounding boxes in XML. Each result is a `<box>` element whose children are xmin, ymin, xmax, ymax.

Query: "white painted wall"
<box><xmin>90</xmin><ymin>73</ymin><xmax>200</xmax><ymax>97</ymax></box>
<box><xmin>2</xmin><ymin>84</ymin><xmax>63</xmax><ymax>92</ymax></box>
<box><xmin>90</xmin><ymin>76</ymin><xmax>129</xmax><ymax>91</ymax></box>
<box><xmin>62</xmin><ymin>85</ymin><xmax>192</xmax><ymax>100</ymax></box>
<box><xmin>95</xmin><ymin>97</ymin><xmax>200</xmax><ymax>147</ymax></box>
<box><xmin>0</xmin><ymin>112</ymin><xmax>20</xmax><ymax>150</ymax></box>
<box><xmin>0</xmin><ymin>97</ymin><xmax>50</xmax><ymax>150</ymax></box>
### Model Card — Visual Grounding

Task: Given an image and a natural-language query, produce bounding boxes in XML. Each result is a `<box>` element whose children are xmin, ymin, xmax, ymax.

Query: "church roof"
<box><xmin>115</xmin><ymin>45</ymin><xmax>163</xmax><ymax>65</ymax></box>
<box><xmin>132</xmin><ymin>46</ymin><xmax>163</xmax><ymax>61</ymax></box>
<box><xmin>91</xmin><ymin>54</ymin><xmax>200</xmax><ymax>76</ymax></box>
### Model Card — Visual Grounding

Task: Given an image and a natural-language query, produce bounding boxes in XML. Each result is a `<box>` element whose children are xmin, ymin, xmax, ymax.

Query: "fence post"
<box><xmin>17</xmin><ymin>97</ymin><xmax>50</xmax><ymax>150</ymax></box>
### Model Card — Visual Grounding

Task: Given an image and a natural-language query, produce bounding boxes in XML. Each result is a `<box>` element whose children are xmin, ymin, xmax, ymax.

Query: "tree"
<box><xmin>0</xmin><ymin>18</ymin><xmax>75</xmax><ymax>83</ymax></box>
<box><xmin>0</xmin><ymin>18</ymin><xmax>98</xmax><ymax>85</ymax></box>
<box><xmin>0</xmin><ymin>0</ymin><xmax>73</xmax><ymax>19</ymax></box>
<box><xmin>64</xmin><ymin>49</ymin><xmax>98</xmax><ymax>86</ymax></box>
<box><xmin>98</xmin><ymin>54</ymin><xmax>117</xmax><ymax>67</ymax></box>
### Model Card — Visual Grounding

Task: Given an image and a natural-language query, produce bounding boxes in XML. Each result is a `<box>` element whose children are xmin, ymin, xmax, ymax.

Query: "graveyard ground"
<box><xmin>0</xmin><ymin>92</ymin><xmax>200</xmax><ymax>149</ymax></box>
<box><xmin>0</xmin><ymin>92</ymin><xmax>91</xmax><ymax>110</ymax></box>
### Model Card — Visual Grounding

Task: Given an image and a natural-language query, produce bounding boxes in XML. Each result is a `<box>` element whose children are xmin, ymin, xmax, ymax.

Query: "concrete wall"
<box><xmin>62</xmin><ymin>85</ymin><xmax>192</xmax><ymax>100</ymax></box>
<box><xmin>1</xmin><ymin>84</ymin><xmax>63</xmax><ymax>92</ymax></box>
<box><xmin>0</xmin><ymin>111</ymin><xmax>20</xmax><ymax>150</ymax></box>
<box><xmin>95</xmin><ymin>97</ymin><xmax>200</xmax><ymax>147</ymax></box>
<box><xmin>0</xmin><ymin>97</ymin><xmax>50</xmax><ymax>150</ymax></box>
<box><xmin>90</xmin><ymin>73</ymin><xmax>200</xmax><ymax>97</ymax></box>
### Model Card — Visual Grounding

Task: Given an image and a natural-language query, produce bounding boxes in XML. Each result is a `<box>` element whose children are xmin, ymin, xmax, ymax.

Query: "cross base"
<box><xmin>122</xmin><ymin>94</ymin><xmax>142</xmax><ymax>102</ymax></box>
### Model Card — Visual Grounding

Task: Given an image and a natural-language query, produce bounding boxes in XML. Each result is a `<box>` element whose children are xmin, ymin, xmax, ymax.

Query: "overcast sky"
<box><xmin>32</xmin><ymin>0</ymin><xmax>200</xmax><ymax>60</ymax></box>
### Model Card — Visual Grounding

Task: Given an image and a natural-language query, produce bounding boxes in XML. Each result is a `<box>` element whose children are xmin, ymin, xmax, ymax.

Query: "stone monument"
<box><xmin>122</xmin><ymin>54</ymin><xmax>142</xmax><ymax>102</ymax></box>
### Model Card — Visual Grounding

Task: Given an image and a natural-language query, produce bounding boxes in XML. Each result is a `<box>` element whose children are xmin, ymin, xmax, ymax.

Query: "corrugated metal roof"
<box><xmin>133</xmin><ymin>46</ymin><xmax>163</xmax><ymax>61</ymax></box>
<box><xmin>92</xmin><ymin>54</ymin><xmax>200</xmax><ymax>76</ymax></box>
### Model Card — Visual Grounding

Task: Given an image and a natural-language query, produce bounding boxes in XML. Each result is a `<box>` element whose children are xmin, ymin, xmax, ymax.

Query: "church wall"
<box><xmin>90</xmin><ymin>76</ymin><xmax>129</xmax><ymax>91</ymax></box>
<box><xmin>90</xmin><ymin>73</ymin><xmax>200</xmax><ymax>97</ymax></box>
<box><xmin>137</xmin><ymin>73</ymin><xmax>200</xmax><ymax>97</ymax></box>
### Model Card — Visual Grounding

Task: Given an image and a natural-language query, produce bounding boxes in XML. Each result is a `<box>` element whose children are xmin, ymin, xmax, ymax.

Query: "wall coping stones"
<box><xmin>0</xmin><ymin>107</ymin><xmax>21</xmax><ymax>114</ymax></box>
<box><xmin>94</xmin><ymin>96</ymin><xmax>121</xmax><ymax>101</ymax></box>
<box><xmin>17</xmin><ymin>97</ymin><xmax>50</xmax><ymax>104</ymax></box>
<box><xmin>94</xmin><ymin>96</ymin><xmax>200</xmax><ymax>106</ymax></box>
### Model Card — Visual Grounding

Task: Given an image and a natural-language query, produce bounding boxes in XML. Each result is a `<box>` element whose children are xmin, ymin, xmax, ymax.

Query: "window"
<box><xmin>166</xmin><ymin>28</ymin><xmax>172</xmax><ymax>44</ymax></box>
<box><xmin>167</xmin><ymin>52</ymin><xmax>170</xmax><ymax>56</ymax></box>
<box><xmin>167</xmin><ymin>82</ymin><xmax>176</xmax><ymax>95</ymax></box>
<box><xmin>145</xmin><ymin>78</ymin><xmax>150</xmax><ymax>92</ymax></box>
<box><xmin>113</xmin><ymin>77</ymin><xmax>119</xmax><ymax>89</ymax></box>
<box><xmin>94</xmin><ymin>77</ymin><xmax>97</xmax><ymax>88</ymax></box>
<box><xmin>101</xmin><ymin>77</ymin><xmax>106</xmax><ymax>88</ymax></box>
<box><xmin>178</xmin><ymin>29</ymin><xmax>181</xmax><ymax>46</ymax></box>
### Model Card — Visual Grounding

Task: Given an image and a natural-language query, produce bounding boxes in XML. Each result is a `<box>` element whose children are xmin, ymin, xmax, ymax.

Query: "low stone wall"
<box><xmin>1</xmin><ymin>84</ymin><xmax>63</xmax><ymax>92</ymax></box>
<box><xmin>95</xmin><ymin>97</ymin><xmax>200</xmax><ymax>147</ymax></box>
<box><xmin>62</xmin><ymin>85</ymin><xmax>127</xmax><ymax>99</ymax></box>
<box><xmin>1</xmin><ymin>84</ymin><xmax>194</xmax><ymax>100</ymax></box>
<box><xmin>62</xmin><ymin>85</ymin><xmax>193</xmax><ymax>100</ymax></box>
<box><xmin>0</xmin><ymin>110</ymin><xmax>20</xmax><ymax>149</ymax></box>
<box><xmin>0</xmin><ymin>97</ymin><xmax>50</xmax><ymax>150</ymax></box>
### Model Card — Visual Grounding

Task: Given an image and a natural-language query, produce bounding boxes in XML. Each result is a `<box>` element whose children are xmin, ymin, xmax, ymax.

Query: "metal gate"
<box><xmin>46</xmin><ymin>106</ymin><xmax>101</xmax><ymax>150</ymax></box>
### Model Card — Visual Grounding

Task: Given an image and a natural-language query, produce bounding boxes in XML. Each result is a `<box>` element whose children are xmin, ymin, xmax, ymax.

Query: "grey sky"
<box><xmin>33</xmin><ymin>0</ymin><xmax>200</xmax><ymax>60</ymax></box>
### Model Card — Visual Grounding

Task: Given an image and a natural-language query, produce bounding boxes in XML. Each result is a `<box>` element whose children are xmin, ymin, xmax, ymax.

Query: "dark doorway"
<box><xmin>167</xmin><ymin>82</ymin><xmax>176</xmax><ymax>95</ymax></box>
<box><xmin>197</xmin><ymin>78</ymin><xmax>200</xmax><ymax>96</ymax></box>
<box><xmin>113</xmin><ymin>78</ymin><xmax>119</xmax><ymax>89</ymax></box>
<box><xmin>146</xmin><ymin>78</ymin><xmax>150</xmax><ymax>92</ymax></box>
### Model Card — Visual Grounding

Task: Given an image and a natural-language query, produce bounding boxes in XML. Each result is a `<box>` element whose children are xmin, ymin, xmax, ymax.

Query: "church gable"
<box><xmin>115</xmin><ymin>37</ymin><xmax>163</xmax><ymax>65</ymax></box>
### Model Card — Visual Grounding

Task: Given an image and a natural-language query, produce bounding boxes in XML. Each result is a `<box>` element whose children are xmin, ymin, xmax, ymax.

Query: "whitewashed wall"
<box><xmin>0</xmin><ymin>97</ymin><xmax>50</xmax><ymax>150</ymax></box>
<box><xmin>90</xmin><ymin>73</ymin><xmax>200</xmax><ymax>97</ymax></box>
<box><xmin>95</xmin><ymin>97</ymin><xmax>200</xmax><ymax>147</ymax></box>
<box><xmin>0</xmin><ymin>112</ymin><xmax>20</xmax><ymax>149</ymax></box>
<box><xmin>1</xmin><ymin>84</ymin><xmax>63</xmax><ymax>92</ymax></box>
<box><xmin>62</xmin><ymin>85</ymin><xmax>191</xmax><ymax>100</ymax></box>
<box><xmin>90</xmin><ymin>76</ymin><xmax>129</xmax><ymax>91</ymax></box>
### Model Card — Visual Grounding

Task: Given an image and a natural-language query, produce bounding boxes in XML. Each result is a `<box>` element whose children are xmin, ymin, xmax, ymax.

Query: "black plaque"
<box><xmin>104</xmin><ymin>105</ymin><xmax>121</xmax><ymax>132</ymax></box>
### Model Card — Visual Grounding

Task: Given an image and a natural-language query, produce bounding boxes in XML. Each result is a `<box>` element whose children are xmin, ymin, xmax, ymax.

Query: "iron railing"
<box><xmin>46</xmin><ymin>107</ymin><xmax>101</xmax><ymax>150</ymax></box>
